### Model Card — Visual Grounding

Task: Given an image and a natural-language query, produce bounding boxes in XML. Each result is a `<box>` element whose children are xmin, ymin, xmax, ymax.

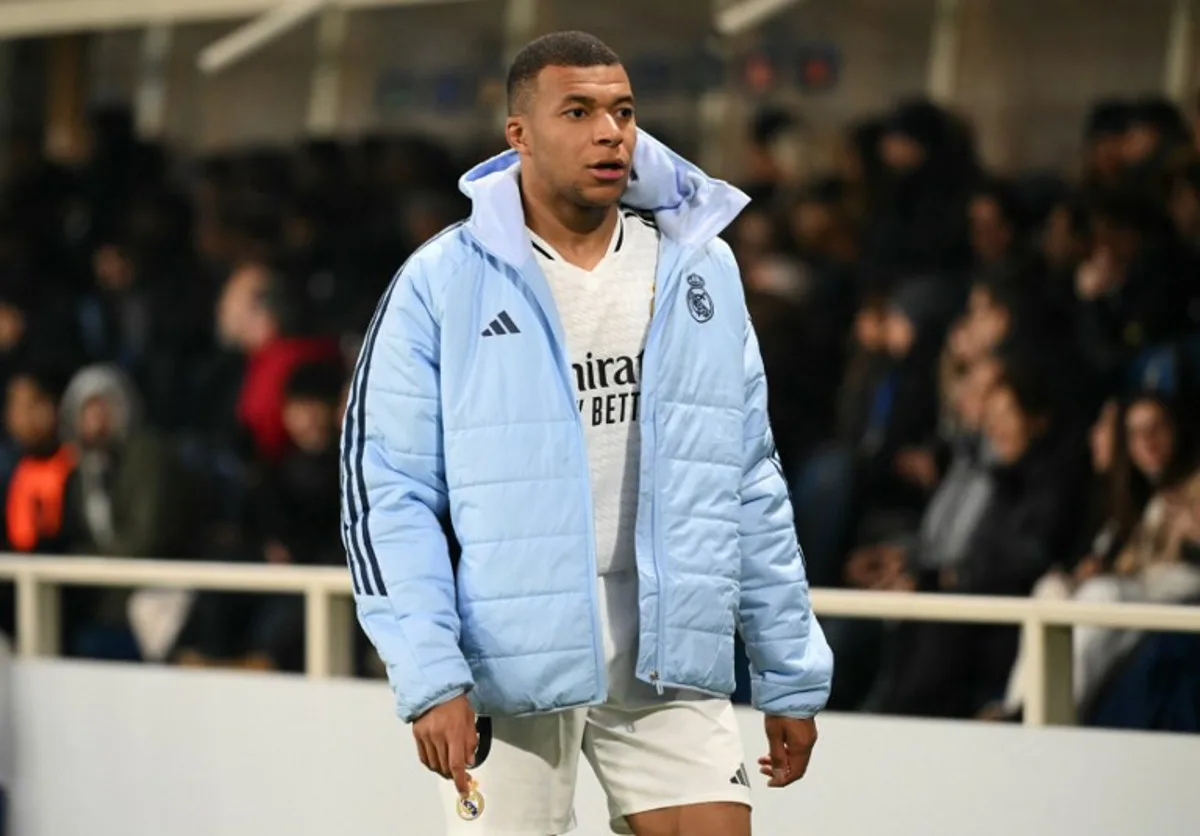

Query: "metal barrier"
<box><xmin>4</xmin><ymin>554</ymin><xmax>1200</xmax><ymax>726</ymax></box>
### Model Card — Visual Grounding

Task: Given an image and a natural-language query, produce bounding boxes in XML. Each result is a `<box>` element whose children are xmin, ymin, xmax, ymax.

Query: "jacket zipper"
<box><xmin>641</xmin><ymin>245</ymin><xmax>693</xmax><ymax>695</ymax></box>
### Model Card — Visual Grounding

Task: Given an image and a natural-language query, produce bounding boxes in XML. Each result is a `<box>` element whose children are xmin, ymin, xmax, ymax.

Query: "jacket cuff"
<box><xmin>397</xmin><ymin>658</ymin><xmax>475</xmax><ymax>723</ymax></box>
<box><xmin>751</xmin><ymin>677</ymin><xmax>829</xmax><ymax>719</ymax></box>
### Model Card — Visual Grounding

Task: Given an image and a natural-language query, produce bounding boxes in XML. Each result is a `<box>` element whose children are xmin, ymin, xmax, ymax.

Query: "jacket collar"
<box><xmin>458</xmin><ymin>130</ymin><xmax>750</xmax><ymax>267</ymax></box>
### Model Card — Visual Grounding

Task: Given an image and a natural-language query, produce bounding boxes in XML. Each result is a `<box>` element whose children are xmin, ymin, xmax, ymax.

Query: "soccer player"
<box><xmin>340</xmin><ymin>30</ymin><xmax>832</xmax><ymax>836</ymax></box>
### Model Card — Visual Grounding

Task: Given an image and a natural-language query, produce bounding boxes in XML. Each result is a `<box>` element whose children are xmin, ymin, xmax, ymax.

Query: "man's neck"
<box><xmin>521</xmin><ymin>179</ymin><xmax>618</xmax><ymax>271</ymax></box>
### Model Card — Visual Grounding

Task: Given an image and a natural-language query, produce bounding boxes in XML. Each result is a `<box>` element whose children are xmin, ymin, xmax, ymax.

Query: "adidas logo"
<box><xmin>730</xmin><ymin>764</ymin><xmax>750</xmax><ymax>787</ymax></box>
<box><xmin>482</xmin><ymin>311</ymin><xmax>521</xmax><ymax>337</ymax></box>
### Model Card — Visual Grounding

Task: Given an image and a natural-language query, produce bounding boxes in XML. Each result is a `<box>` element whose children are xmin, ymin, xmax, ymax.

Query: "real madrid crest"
<box><xmin>685</xmin><ymin>274</ymin><xmax>714</xmax><ymax>323</ymax></box>
<box><xmin>457</xmin><ymin>779</ymin><xmax>485</xmax><ymax>821</ymax></box>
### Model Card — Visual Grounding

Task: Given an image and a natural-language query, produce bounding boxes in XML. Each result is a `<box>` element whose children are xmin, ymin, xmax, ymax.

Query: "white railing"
<box><xmin>4</xmin><ymin>553</ymin><xmax>1200</xmax><ymax>726</ymax></box>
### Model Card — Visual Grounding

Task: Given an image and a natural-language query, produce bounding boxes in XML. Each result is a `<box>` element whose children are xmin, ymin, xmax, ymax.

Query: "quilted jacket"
<box><xmin>339</xmin><ymin>131</ymin><xmax>832</xmax><ymax>723</ymax></box>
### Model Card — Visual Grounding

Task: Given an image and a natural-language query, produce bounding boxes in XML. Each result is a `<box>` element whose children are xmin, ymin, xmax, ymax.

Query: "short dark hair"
<box><xmin>10</xmin><ymin>366</ymin><xmax>69</xmax><ymax>405</ymax></box>
<box><xmin>994</xmin><ymin>352</ymin><xmax>1056</xmax><ymax>424</ymax></box>
<box><xmin>506</xmin><ymin>31</ymin><xmax>621</xmax><ymax>114</ymax></box>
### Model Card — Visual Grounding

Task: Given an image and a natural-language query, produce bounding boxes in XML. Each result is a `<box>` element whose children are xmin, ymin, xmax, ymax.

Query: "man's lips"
<box><xmin>588</xmin><ymin>161</ymin><xmax>628</xmax><ymax>181</ymax></box>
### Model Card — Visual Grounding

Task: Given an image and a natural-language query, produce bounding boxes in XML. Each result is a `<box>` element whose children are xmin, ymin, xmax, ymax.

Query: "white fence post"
<box><xmin>1022</xmin><ymin>619</ymin><xmax>1074</xmax><ymax>727</ymax></box>
<box><xmin>305</xmin><ymin>6</ymin><xmax>348</xmax><ymax>135</ymax></box>
<box><xmin>15</xmin><ymin>573</ymin><xmax>60</xmax><ymax>658</ymax></box>
<box><xmin>1164</xmin><ymin>0</ymin><xmax>1194</xmax><ymax>104</ymax></box>
<box><xmin>926</xmin><ymin>0</ymin><xmax>963</xmax><ymax>105</ymax></box>
<box><xmin>304</xmin><ymin>587</ymin><xmax>353</xmax><ymax>678</ymax></box>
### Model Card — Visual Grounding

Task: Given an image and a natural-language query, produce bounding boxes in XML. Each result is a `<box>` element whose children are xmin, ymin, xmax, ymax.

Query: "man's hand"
<box><xmin>412</xmin><ymin>694</ymin><xmax>477</xmax><ymax>798</ymax></box>
<box><xmin>758</xmin><ymin>715</ymin><xmax>817</xmax><ymax>788</ymax></box>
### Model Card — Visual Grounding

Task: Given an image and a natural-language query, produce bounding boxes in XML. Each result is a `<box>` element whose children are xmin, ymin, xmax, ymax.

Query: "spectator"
<box><xmin>3</xmin><ymin>369</ymin><xmax>73</xmax><ymax>554</ymax></box>
<box><xmin>855</xmin><ymin>279</ymin><xmax>959</xmax><ymax>531</ymax></box>
<box><xmin>253</xmin><ymin>360</ymin><xmax>344</xmax><ymax>569</ymax></box>
<box><xmin>871</xmin><ymin>358</ymin><xmax>1088</xmax><ymax>717</ymax></box>
<box><xmin>1073</xmin><ymin>189</ymin><xmax>1187</xmax><ymax>384</ymax></box>
<box><xmin>1121</xmin><ymin>97</ymin><xmax>1192</xmax><ymax>197</ymax></box>
<box><xmin>828</xmin><ymin>352</ymin><xmax>1004</xmax><ymax>710</ymax></box>
<box><xmin>1081</xmin><ymin>99</ymin><xmax>1132</xmax><ymax>193</ymax></box>
<box><xmin>859</xmin><ymin>99</ymin><xmax>978</xmax><ymax>287</ymax></box>
<box><xmin>216</xmin><ymin>260</ymin><xmax>340</xmax><ymax>463</ymax></box>
<box><xmin>173</xmin><ymin>360</ymin><xmax>345</xmax><ymax>672</ymax></box>
<box><xmin>1003</xmin><ymin>392</ymin><xmax>1200</xmax><ymax>714</ymax></box>
<box><xmin>59</xmin><ymin>364</ymin><xmax>192</xmax><ymax>558</ymax></box>
<box><xmin>968</xmin><ymin>179</ymin><xmax>1030</xmax><ymax>271</ymax></box>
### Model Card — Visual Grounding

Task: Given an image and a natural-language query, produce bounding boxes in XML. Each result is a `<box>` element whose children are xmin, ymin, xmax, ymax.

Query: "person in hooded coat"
<box><xmin>58</xmin><ymin>364</ymin><xmax>193</xmax><ymax>658</ymax></box>
<box><xmin>60</xmin><ymin>364</ymin><xmax>192</xmax><ymax>559</ymax></box>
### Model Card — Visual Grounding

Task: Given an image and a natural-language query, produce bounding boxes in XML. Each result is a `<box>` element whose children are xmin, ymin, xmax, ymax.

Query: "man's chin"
<box><xmin>573</xmin><ymin>181</ymin><xmax>628</xmax><ymax>209</ymax></box>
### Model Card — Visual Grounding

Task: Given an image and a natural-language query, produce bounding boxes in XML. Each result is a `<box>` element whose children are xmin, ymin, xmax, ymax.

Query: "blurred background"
<box><xmin>1</xmin><ymin>0</ymin><xmax>1200</xmax><ymax>737</ymax></box>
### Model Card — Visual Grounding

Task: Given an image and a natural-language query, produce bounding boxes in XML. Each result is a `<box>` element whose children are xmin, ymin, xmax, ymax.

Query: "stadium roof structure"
<box><xmin>0</xmin><ymin>0</ymin><xmax>475</xmax><ymax>40</ymax></box>
<box><xmin>0</xmin><ymin>0</ymin><xmax>1189</xmax><ymax>105</ymax></box>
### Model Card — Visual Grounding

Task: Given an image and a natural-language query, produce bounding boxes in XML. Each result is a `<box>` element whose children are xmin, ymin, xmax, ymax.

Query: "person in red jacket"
<box><xmin>216</xmin><ymin>260</ymin><xmax>339</xmax><ymax>463</ymax></box>
<box><xmin>4</xmin><ymin>369</ymin><xmax>75</xmax><ymax>553</ymax></box>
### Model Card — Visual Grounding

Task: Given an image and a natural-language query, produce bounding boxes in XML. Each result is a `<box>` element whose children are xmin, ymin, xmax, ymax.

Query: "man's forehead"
<box><xmin>536</xmin><ymin>64</ymin><xmax>632</xmax><ymax>100</ymax></box>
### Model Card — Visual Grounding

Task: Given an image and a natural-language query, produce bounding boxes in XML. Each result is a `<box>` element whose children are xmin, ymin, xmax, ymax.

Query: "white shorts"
<box><xmin>439</xmin><ymin>572</ymin><xmax>750</xmax><ymax>835</ymax></box>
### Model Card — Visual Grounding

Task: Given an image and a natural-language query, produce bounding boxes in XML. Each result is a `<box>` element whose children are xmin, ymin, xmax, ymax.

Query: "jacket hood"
<box><xmin>60</xmin><ymin>363</ymin><xmax>142</xmax><ymax>446</ymax></box>
<box><xmin>458</xmin><ymin>129</ymin><xmax>750</xmax><ymax>266</ymax></box>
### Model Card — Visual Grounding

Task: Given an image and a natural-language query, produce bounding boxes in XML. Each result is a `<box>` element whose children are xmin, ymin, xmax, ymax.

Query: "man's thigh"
<box><xmin>582</xmin><ymin>696</ymin><xmax>751</xmax><ymax>836</ymax></box>
<box><xmin>438</xmin><ymin>709</ymin><xmax>587</xmax><ymax>836</ymax></box>
<box><xmin>625</xmin><ymin>802</ymin><xmax>751</xmax><ymax>836</ymax></box>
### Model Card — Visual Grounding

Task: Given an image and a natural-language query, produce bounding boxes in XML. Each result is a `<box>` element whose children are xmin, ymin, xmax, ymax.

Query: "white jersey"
<box><xmin>530</xmin><ymin>207</ymin><xmax>660</xmax><ymax>577</ymax></box>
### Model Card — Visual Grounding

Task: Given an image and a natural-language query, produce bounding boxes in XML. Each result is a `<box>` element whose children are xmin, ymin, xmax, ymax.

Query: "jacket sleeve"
<box><xmin>736</xmin><ymin>309</ymin><xmax>834</xmax><ymax>719</ymax></box>
<box><xmin>341</xmin><ymin>259</ymin><xmax>473</xmax><ymax>723</ymax></box>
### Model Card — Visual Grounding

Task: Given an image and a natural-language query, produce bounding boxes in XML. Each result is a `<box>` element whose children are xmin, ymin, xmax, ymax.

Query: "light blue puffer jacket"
<box><xmin>340</xmin><ymin>131</ymin><xmax>832</xmax><ymax>723</ymax></box>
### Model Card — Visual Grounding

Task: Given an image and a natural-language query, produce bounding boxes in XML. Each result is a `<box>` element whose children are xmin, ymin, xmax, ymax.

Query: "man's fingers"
<box><xmin>449</xmin><ymin>747</ymin><xmax>472</xmax><ymax>797</ymax></box>
<box><xmin>780</xmin><ymin>719</ymin><xmax>817</xmax><ymax>787</ymax></box>
<box><xmin>766</xmin><ymin>722</ymin><xmax>787</xmax><ymax>787</ymax></box>
<box><xmin>787</xmin><ymin>742</ymin><xmax>813</xmax><ymax>785</ymax></box>
<box><xmin>415</xmin><ymin>735</ymin><xmax>437</xmax><ymax>773</ymax></box>
<box><xmin>466</xmin><ymin>726</ymin><xmax>479</xmax><ymax>769</ymax></box>
<box><xmin>433</xmin><ymin>736</ymin><xmax>452</xmax><ymax>780</ymax></box>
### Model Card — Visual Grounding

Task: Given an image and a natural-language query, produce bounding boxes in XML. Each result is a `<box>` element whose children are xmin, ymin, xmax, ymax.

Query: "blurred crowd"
<box><xmin>0</xmin><ymin>107</ymin><xmax>470</xmax><ymax>673</ymax></box>
<box><xmin>0</xmin><ymin>93</ymin><xmax>1199</xmax><ymax>729</ymax></box>
<box><xmin>733</xmin><ymin>95</ymin><xmax>1200</xmax><ymax>730</ymax></box>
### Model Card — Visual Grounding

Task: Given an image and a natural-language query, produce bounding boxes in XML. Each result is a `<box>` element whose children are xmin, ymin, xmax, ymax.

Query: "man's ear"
<box><xmin>505</xmin><ymin>116</ymin><xmax>528</xmax><ymax>154</ymax></box>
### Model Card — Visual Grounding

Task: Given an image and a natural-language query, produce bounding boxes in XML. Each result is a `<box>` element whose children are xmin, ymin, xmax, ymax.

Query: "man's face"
<box><xmin>216</xmin><ymin>262</ymin><xmax>272</xmax><ymax>350</ymax></box>
<box><xmin>507</xmin><ymin>64</ymin><xmax>637</xmax><ymax>209</ymax></box>
<box><xmin>879</xmin><ymin>132</ymin><xmax>924</xmax><ymax>173</ymax></box>
<box><xmin>78</xmin><ymin>396</ymin><xmax>114</xmax><ymax>449</ymax></box>
<box><xmin>969</xmin><ymin>195</ymin><xmax>1012</xmax><ymax>264</ymax></box>
<box><xmin>5</xmin><ymin>377</ymin><xmax>56</xmax><ymax>451</ymax></box>
<box><xmin>283</xmin><ymin>398</ymin><xmax>334</xmax><ymax>454</ymax></box>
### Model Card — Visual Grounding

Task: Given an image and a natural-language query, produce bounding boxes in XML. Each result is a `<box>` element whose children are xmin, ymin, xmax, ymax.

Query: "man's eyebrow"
<box><xmin>559</xmin><ymin>93</ymin><xmax>636</xmax><ymax>108</ymax></box>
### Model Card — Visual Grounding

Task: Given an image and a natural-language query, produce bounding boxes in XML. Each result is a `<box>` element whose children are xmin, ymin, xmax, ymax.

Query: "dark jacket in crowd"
<box><xmin>859</xmin><ymin>101</ymin><xmax>979</xmax><ymax>287</ymax></box>
<box><xmin>877</xmin><ymin>433</ymin><xmax>1088</xmax><ymax>718</ymax></box>
<box><xmin>253</xmin><ymin>447</ymin><xmax>342</xmax><ymax>566</ymax></box>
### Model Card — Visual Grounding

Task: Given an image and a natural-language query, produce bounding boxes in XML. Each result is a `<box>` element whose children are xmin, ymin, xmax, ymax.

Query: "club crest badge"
<box><xmin>685</xmin><ymin>274</ymin><xmax>714</xmax><ymax>323</ymax></box>
<box><xmin>457</xmin><ymin>779</ymin><xmax>485</xmax><ymax>821</ymax></box>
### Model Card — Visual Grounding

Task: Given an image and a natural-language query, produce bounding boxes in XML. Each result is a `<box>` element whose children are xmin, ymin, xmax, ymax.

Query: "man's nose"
<box><xmin>595</xmin><ymin>113</ymin><xmax>623</xmax><ymax>146</ymax></box>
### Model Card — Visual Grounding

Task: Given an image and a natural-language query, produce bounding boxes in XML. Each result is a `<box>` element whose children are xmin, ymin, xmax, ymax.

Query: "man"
<box><xmin>340</xmin><ymin>31</ymin><xmax>832</xmax><ymax>836</ymax></box>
